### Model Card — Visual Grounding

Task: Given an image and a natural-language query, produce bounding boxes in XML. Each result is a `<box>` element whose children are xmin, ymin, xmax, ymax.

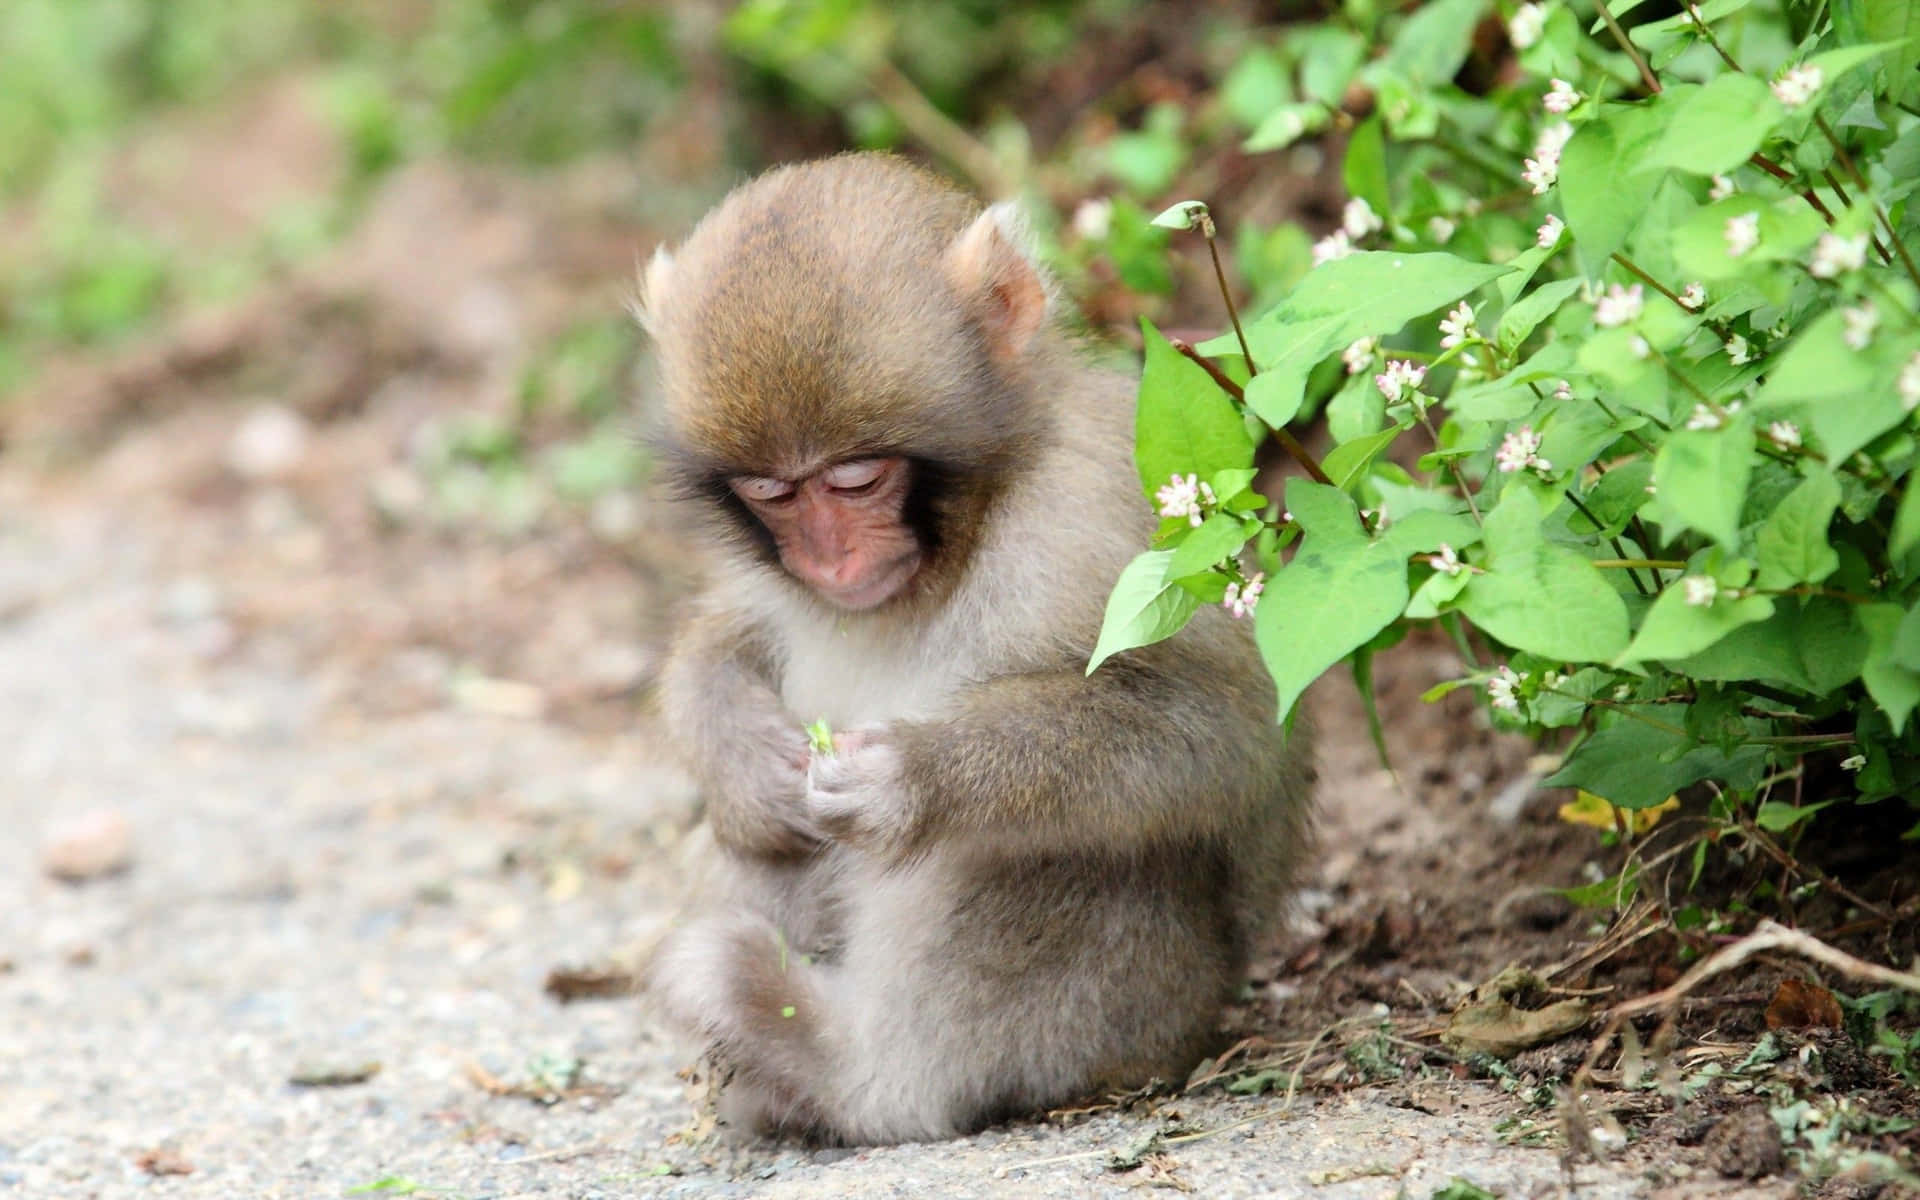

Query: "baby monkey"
<box><xmin>640</xmin><ymin>154</ymin><xmax>1313</xmax><ymax>1145</ymax></box>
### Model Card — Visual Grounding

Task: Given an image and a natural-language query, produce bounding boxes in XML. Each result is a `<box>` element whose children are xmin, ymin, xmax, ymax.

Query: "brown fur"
<box><xmin>641</xmin><ymin>154</ymin><xmax>1315</xmax><ymax>1145</ymax></box>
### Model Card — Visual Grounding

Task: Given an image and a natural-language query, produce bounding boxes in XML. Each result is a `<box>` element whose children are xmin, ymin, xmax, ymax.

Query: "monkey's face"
<box><xmin>726</xmin><ymin>456</ymin><xmax>925</xmax><ymax>611</ymax></box>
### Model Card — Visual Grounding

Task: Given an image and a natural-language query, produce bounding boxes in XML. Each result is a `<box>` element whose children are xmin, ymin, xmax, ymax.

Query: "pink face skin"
<box><xmin>728</xmin><ymin>457</ymin><xmax>924</xmax><ymax>610</ymax></box>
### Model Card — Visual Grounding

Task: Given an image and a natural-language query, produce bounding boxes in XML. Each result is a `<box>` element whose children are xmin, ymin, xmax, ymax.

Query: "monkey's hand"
<box><xmin>805</xmin><ymin>728</ymin><xmax>916</xmax><ymax>860</ymax></box>
<box><xmin>702</xmin><ymin>708</ymin><xmax>824</xmax><ymax>859</ymax></box>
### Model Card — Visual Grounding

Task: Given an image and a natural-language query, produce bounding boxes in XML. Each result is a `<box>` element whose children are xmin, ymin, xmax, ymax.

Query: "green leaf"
<box><xmin>1558</xmin><ymin>105</ymin><xmax>1663</xmax><ymax>265</ymax></box>
<box><xmin>1150</xmin><ymin>201</ymin><xmax>1209</xmax><ymax>230</ymax></box>
<box><xmin>1380</xmin><ymin>0</ymin><xmax>1484</xmax><ymax>85</ymax></box>
<box><xmin>1753</xmin><ymin>800</ymin><xmax>1837</xmax><ymax>832</ymax></box>
<box><xmin>1135</xmin><ymin>321</ymin><xmax>1257</xmax><ymax>498</ymax></box>
<box><xmin>1166</xmin><ymin>513</ymin><xmax>1257</xmax><ymax>579</ymax></box>
<box><xmin>1204</xmin><ymin>252</ymin><xmax>1511</xmax><ymax>423</ymax></box>
<box><xmin>1322</xmin><ymin>425</ymin><xmax>1404</xmax><ymax>493</ymax></box>
<box><xmin>1547</xmin><ymin>717</ymin><xmax>1767</xmax><ymax>809</ymax></box>
<box><xmin>1854</xmin><ymin>0</ymin><xmax>1920</xmax><ymax>104</ymax></box>
<box><xmin>1893</xmin><ymin>472</ymin><xmax>1920</xmax><ymax>563</ymax></box>
<box><xmin>1244</xmin><ymin>103</ymin><xmax>1329</xmax><ymax>152</ymax></box>
<box><xmin>1616</xmin><ymin>585</ymin><xmax>1775</xmax><ymax>665</ymax></box>
<box><xmin>1667</xmin><ymin>604</ymin><xmax>1815</xmax><ymax>691</ymax></box>
<box><xmin>1755</xmin><ymin>472</ymin><xmax>1841</xmax><ymax>589</ymax></box>
<box><xmin>1671</xmin><ymin>197</ymin><xmax>1827</xmax><ymax>283</ymax></box>
<box><xmin>1651</xmin><ymin>416</ymin><xmax>1752</xmax><ymax>549</ymax></box>
<box><xmin>1245</xmin><ymin>370</ymin><xmax>1307</xmax><ymax>428</ymax></box>
<box><xmin>1756</xmin><ymin>309</ymin><xmax>1911</xmax><ymax>462</ymax></box>
<box><xmin>1458</xmin><ymin>486</ymin><xmax>1631</xmax><ymax>662</ymax></box>
<box><xmin>1088</xmin><ymin>551</ymin><xmax>1203</xmax><ymax>674</ymax></box>
<box><xmin>1859</xmin><ymin>603</ymin><xmax>1920</xmax><ymax>734</ymax></box>
<box><xmin>1637</xmin><ymin>76</ymin><xmax>1782</xmax><ymax>176</ymax></box>
<box><xmin>1255</xmin><ymin>481</ymin><xmax>1411</xmax><ymax>721</ymax></box>
<box><xmin>1798</xmin><ymin>598</ymin><xmax>1869</xmax><ymax>693</ymax></box>
<box><xmin>1343</xmin><ymin>117</ymin><xmax>1389</xmax><ymax>218</ymax></box>
<box><xmin>1495</xmin><ymin>278</ymin><xmax>1584</xmax><ymax>355</ymax></box>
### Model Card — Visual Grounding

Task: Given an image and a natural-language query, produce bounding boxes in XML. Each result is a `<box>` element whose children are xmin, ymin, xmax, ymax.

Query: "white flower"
<box><xmin>1487</xmin><ymin>666</ymin><xmax>1523</xmax><ymax>712</ymax></box>
<box><xmin>1544</xmin><ymin>78</ymin><xmax>1581</xmax><ymax>114</ymax></box>
<box><xmin>1373</xmin><ymin>359</ymin><xmax>1428</xmax><ymax>403</ymax></box>
<box><xmin>1679</xmin><ymin>282</ymin><xmax>1706</xmax><ymax>310</ymax></box>
<box><xmin>1536</xmin><ymin>213</ymin><xmax>1566</xmax><ymax>248</ymax></box>
<box><xmin>1594</xmin><ymin>282</ymin><xmax>1645</xmax><ymax>328</ymax></box>
<box><xmin>1810</xmin><ymin>232</ymin><xmax>1869</xmax><ymax>279</ymax></box>
<box><xmin>1522</xmin><ymin>122</ymin><xmax>1574</xmax><ymax>195</ymax></box>
<box><xmin>1509</xmin><ymin>3</ymin><xmax>1546</xmax><ymax>48</ymax></box>
<box><xmin>1724</xmin><ymin>211</ymin><xmax>1761</xmax><ymax>257</ymax></box>
<box><xmin>1439</xmin><ymin>302</ymin><xmax>1477</xmax><ymax>349</ymax></box>
<box><xmin>1840</xmin><ymin>754</ymin><xmax>1867</xmax><ymax>771</ymax></box>
<box><xmin>1771</xmin><ymin>64</ymin><xmax>1823</xmax><ymax>109</ymax></box>
<box><xmin>1426</xmin><ymin>215</ymin><xmax>1457</xmax><ymax>244</ymax></box>
<box><xmin>1629</xmin><ymin>335</ymin><xmax>1651</xmax><ymax>359</ymax></box>
<box><xmin>1427</xmin><ymin>543</ymin><xmax>1465</xmax><ymax>576</ymax></box>
<box><xmin>1726</xmin><ymin>333</ymin><xmax>1752</xmax><ymax>365</ymax></box>
<box><xmin>1842</xmin><ymin>302</ymin><xmax>1879</xmax><ymax>351</ymax></box>
<box><xmin>1495</xmin><ymin>424</ymin><xmax>1550</xmax><ymax>474</ymax></box>
<box><xmin>1766</xmin><ymin>420</ymin><xmax>1802</xmax><ymax>449</ymax></box>
<box><xmin>1342</xmin><ymin>336</ymin><xmax>1380</xmax><ymax>375</ymax></box>
<box><xmin>1709</xmin><ymin>174</ymin><xmax>1736</xmax><ymax>201</ymax></box>
<box><xmin>1682</xmin><ymin>575</ymin><xmax>1719</xmax><ymax>606</ymax></box>
<box><xmin>1071</xmin><ymin>198</ymin><xmax>1113</xmax><ymax>240</ymax></box>
<box><xmin>1899</xmin><ymin>351</ymin><xmax>1920</xmax><ymax>413</ymax></box>
<box><xmin>1223</xmin><ymin>572</ymin><xmax>1265</xmax><ymax>619</ymax></box>
<box><xmin>1155</xmin><ymin>474</ymin><xmax>1211</xmax><ymax>526</ymax></box>
<box><xmin>1686</xmin><ymin>403</ymin><xmax>1726</xmax><ymax>431</ymax></box>
<box><xmin>1553</xmin><ymin>379</ymin><xmax>1572</xmax><ymax>401</ymax></box>
<box><xmin>1313</xmin><ymin>229</ymin><xmax>1355</xmax><ymax>266</ymax></box>
<box><xmin>1343</xmin><ymin>197</ymin><xmax>1384</xmax><ymax>239</ymax></box>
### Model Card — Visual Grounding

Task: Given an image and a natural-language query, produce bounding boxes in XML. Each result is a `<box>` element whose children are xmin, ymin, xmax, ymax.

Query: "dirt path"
<box><xmin>1</xmin><ymin>454</ymin><xmax>1712</xmax><ymax>1199</ymax></box>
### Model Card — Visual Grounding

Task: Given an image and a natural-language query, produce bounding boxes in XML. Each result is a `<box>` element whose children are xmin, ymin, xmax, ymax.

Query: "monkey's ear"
<box><xmin>633</xmin><ymin>244</ymin><xmax>676</xmax><ymax>333</ymax></box>
<box><xmin>945</xmin><ymin>203</ymin><xmax>1050</xmax><ymax>362</ymax></box>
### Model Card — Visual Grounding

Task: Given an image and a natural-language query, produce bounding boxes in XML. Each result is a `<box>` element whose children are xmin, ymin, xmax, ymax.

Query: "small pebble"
<box><xmin>42</xmin><ymin>809</ymin><xmax>134</xmax><ymax>882</ymax></box>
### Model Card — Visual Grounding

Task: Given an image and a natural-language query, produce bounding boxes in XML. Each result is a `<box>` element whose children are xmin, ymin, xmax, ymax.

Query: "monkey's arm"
<box><xmin>811</xmin><ymin>647</ymin><xmax>1298</xmax><ymax>858</ymax></box>
<box><xmin>659</xmin><ymin>609</ymin><xmax>820</xmax><ymax>857</ymax></box>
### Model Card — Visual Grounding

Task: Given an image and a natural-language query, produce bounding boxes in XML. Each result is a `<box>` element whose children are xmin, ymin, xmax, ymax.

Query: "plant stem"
<box><xmin>1592</xmin><ymin>557</ymin><xmax>1686</xmax><ymax>570</ymax></box>
<box><xmin>1594</xmin><ymin>0</ymin><xmax>1662</xmax><ymax>94</ymax></box>
<box><xmin>1564</xmin><ymin>491</ymin><xmax>1650</xmax><ymax>593</ymax></box>
<box><xmin>1198</xmin><ymin>214</ymin><xmax>1255</xmax><ymax>369</ymax></box>
<box><xmin>1814</xmin><ymin>112</ymin><xmax>1920</xmax><ymax>290</ymax></box>
<box><xmin>1168</xmin><ymin>339</ymin><xmax>1335</xmax><ymax>487</ymax></box>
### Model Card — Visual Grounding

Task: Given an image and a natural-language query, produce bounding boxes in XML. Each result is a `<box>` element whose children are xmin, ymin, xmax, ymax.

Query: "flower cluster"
<box><xmin>1900</xmin><ymin>352</ymin><xmax>1920</xmax><ymax>413</ymax></box>
<box><xmin>1373</xmin><ymin>359</ymin><xmax>1427</xmax><ymax>404</ymax></box>
<box><xmin>1543</xmin><ymin>78</ymin><xmax>1580</xmax><ymax>114</ymax></box>
<box><xmin>1426</xmin><ymin>543</ymin><xmax>1465</xmax><ymax>577</ymax></box>
<box><xmin>1770</xmin><ymin>64</ymin><xmax>1822</xmax><ymax>108</ymax></box>
<box><xmin>1522</xmin><ymin>122</ymin><xmax>1574</xmax><ymax>194</ymax></box>
<box><xmin>1312</xmin><ymin>229</ymin><xmax>1354</xmax><ymax>266</ymax></box>
<box><xmin>1342</xmin><ymin>197</ymin><xmax>1383</xmax><ymax>239</ymax></box>
<box><xmin>1685</xmin><ymin>400</ymin><xmax>1742</xmax><ymax>431</ymax></box>
<box><xmin>1487</xmin><ymin>665</ymin><xmax>1522</xmax><ymax>712</ymax></box>
<box><xmin>1508</xmin><ymin>3</ymin><xmax>1545</xmax><ymax>49</ymax></box>
<box><xmin>1536</xmin><ymin>213</ymin><xmax>1565</xmax><ymax>248</ymax></box>
<box><xmin>1222</xmin><ymin>573</ymin><xmax>1265</xmax><ymax>619</ymax></box>
<box><xmin>1593</xmin><ymin>282</ymin><xmax>1644</xmax><ymax>328</ymax></box>
<box><xmin>1810</xmin><ymin>232</ymin><xmax>1868</xmax><ymax>279</ymax></box>
<box><xmin>1724</xmin><ymin>211</ymin><xmax>1760</xmax><ymax>257</ymax></box>
<box><xmin>1682</xmin><ymin>576</ymin><xmax>1719</xmax><ymax>607</ymax></box>
<box><xmin>1155</xmin><ymin>473</ymin><xmax>1217</xmax><ymax>527</ymax></box>
<box><xmin>1438</xmin><ymin>301</ymin><xmax>1477</xmax><ymax>349</ymax></box>
<box><xmin>1842</xmin><ymin>302</ymin><xmax>1879</xmax><ymax>351</ymax></box>
<box><xmin>1495</xmin><ymin>425</ymin><xmax>1551</xmax><ymax>474</ymax></box>
<box><xmin>1766</xmin><ymin>420</ymin><xmax>1802</xmax><ymax>449</ymax></box>
<box><xmin>1342</xmin><ymin>336</ymin><xmax>1380</xmax><ymax>375</ymax></box>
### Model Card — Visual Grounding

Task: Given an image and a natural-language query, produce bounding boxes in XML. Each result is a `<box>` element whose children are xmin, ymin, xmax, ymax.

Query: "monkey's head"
<box><xmin>637</xmin><ymin>155</ymin><xmax>1057</xmax><ymax>613</ymax></box>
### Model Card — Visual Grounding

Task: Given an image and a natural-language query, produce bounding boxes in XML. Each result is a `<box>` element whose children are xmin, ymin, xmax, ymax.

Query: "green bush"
<box><xmin>1096</xmin><ymin>0</ymin><xmax>1920</xmax><ymax>843</ymax></box>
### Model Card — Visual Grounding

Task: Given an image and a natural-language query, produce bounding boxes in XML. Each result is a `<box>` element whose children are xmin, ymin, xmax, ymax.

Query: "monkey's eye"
<box><xmin>821</xmin><ymin>459</ymin><xmax>888</xmax><ymax>495</ymax></box>
<box><xmin>731</xmin><ymin>476</ymin><xmax>796</xmax><ymax>503</ymax></box>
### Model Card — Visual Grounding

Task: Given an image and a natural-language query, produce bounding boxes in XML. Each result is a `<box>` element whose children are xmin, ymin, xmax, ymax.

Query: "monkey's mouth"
<box><xmin>811</xmin><ymin>551</ymin><xmax>923</xmax><ymax>612</ymax></box>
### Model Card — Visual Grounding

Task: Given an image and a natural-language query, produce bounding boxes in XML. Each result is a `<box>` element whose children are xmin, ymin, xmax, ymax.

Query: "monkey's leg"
<box><xmin>796</xmin><ymin>856</ymin><xmax>1238</xmax><ymax>1144</ymax></box>
<box><xmin>648</xmin><ymin>912</ymin><xmax>841</xmax><ymax>1139</ymax></box>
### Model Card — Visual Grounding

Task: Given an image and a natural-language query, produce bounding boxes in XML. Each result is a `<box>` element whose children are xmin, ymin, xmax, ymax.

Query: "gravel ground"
<box><xmin>0</xmin><ymin>491</ymin><xmax>1709</xmax><ymax>1199</ymax></box>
